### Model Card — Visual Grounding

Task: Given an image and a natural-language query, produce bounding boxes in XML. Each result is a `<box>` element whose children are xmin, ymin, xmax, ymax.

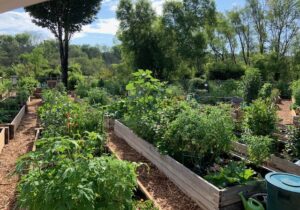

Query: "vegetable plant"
<box><xmin>16</xmin><ymin>132</ymin><xmax>138</xmax><ymax>210</ymax></box>
<box><xmin>243</xmin><ymin>98</ymin><xmax>277</xmax><ymax>136</ymax></box>
<box><xmin>242</xmin><ymin>134</ymin><xmax>273</xmax><ymax>165</ymax></box>
<box><xmin>162</xmin><ymin>104</ymin><xmax>235</xmax><ymax>169</ymax></box>
<box><xmin>205</xmin><ymin>161</ymin><xmax>256</xmax><ymax>188</ymax></box>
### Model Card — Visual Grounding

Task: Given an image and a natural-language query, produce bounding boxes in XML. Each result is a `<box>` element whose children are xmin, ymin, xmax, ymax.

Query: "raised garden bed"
<box><xmin>232</xmin><ymin>141</ymin><xmax>300</xmax><ymax>176</ymax></box>
<box><xmin>114</xmin><ymin>120</ymin><xmax>265</xmax><ymax>210</ymax></box>
<box><xmin>0</xmin><ymin>105</ymin><xmax>26</xmax><ymax>141</ymax></box>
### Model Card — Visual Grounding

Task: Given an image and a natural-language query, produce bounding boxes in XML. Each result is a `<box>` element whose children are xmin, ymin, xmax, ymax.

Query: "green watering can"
<box><xmin>239</xmin><ymin>192</ymin><xmax>265</xmax><ymax>210</ymax></box>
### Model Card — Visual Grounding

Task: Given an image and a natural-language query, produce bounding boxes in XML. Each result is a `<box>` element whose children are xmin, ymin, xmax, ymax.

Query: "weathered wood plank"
<box><xmin>0</xmin><ymin>128</ymin><xmax>5</xmax><ymax>154</ymax></box>
<box><xmin>232</xmin><ymin>141</ymin><xmax>300</xmax><ymax>176</ymax></box>
<box><xmin>11</xmin><ymin>105</ymin><xmax>26</xmax><ymax>134</ymax></box>
<box><xmin>114</xmin><ymin>120</ymin><xmax>220</xmax><ymax>210</ymax></box>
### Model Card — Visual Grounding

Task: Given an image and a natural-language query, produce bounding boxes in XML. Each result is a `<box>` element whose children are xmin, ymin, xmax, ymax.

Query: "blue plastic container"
<box><xmin>265</xmin><ymin>172</ymin><xmax>300</xmax><ymax>210</ymax></box>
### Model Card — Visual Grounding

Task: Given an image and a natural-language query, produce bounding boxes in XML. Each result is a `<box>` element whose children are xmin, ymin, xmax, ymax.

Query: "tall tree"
<box><xmin>247</xmin><ymin>0</ymin><xmax>267</xmax><ymax>54</ymax></box>
<box><xmin>163</xmin><ymin>0</ymin><xmax>215</xmax><ymax>74</ymax></box>
<box><xmin>25</xmin><ymin>0</ymin><xmax>102</xmax><ymax>87</ymax></box>
<box><xmin>117</xmin><ymin>0</ymin><xmax>166</xmax><ymax>79</ymax></box>
<box><xmin>267</xmin><ymin>0</ymin><xmax>300</xmax><ymax>59</ymax></box>
<box><xmin>229</xmin><ymin>8</ymin><xmax>253</xmax><ymax>65</ymax></box>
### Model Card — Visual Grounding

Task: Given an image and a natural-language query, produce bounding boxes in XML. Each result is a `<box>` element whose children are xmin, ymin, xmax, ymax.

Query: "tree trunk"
<box><xmin>58</xmin><ymin>36</ymin><xmax>69</xmax><ymax>88</ymax></box>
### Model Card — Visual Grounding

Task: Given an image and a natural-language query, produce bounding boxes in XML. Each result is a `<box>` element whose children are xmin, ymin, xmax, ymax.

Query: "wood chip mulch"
<box><xmin>0</xmin><ymin>99</ymin><xmax>41</xmax><ymax>210</ymax></box>
<box><xmin>277</xmin><ymin>100</ymin><xmax>294</xmax><ymax>125</ymax></box>
<box><xmin>108</xmin><ymin>133</ymin><xmax>203</xmax><ymax>210</ymax></box>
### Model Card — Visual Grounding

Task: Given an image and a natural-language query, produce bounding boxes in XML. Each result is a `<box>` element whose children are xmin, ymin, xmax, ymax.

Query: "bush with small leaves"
<box><xmin>242</xmin><ymin>134</ymin><xmax>273</xmax><ymax>165</ymax></box>
<box><xmin>243</xmin><ymin>99</ymin><xmax>277</xmax><ymax>136</ymax></box>
<box><xmin>242</xmin><ymin>68</ymin><xmax>262</xmax><ymax>103</ymax></box>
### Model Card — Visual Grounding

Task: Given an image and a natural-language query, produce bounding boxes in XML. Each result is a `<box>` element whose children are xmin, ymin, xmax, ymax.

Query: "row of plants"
<box><xmin>0</xmin><ymin>78</ymin><xmax>12</xmax><ymax>96</ymax></box>
<box><xmin>16</xmin><ymin>89</ymin><xmax>157</xmax><ymax>210</ymax></box>
<box><xmin>189</xmin><ymin>67</ymin><xmax>280</xmax><ymax>106</ymax></box>
<box><xmin>0</xmin><ymin>77</ymin><xmax>37</xmax><ymax>123</ymax></box>
<box><xmin>234</xmin><ymin>85</ymin><xmax>300</xmax><ymax>166</ymax></box>
<box><xmin>107</xmin><ymin>70</ymin><xmax>265</xmax><ymax>188</ymax></box>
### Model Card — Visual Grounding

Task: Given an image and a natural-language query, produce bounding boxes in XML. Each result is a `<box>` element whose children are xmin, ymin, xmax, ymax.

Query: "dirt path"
<box><xmin>108</xmin><ymin>133</ymin><xmax>202</xmax><ymax>210</ymax></box>
<box><xmin>0</xmin><ymin>99</ymin><xmax>41</xmax><ymax>210</ymax></box>
<box><xmin>277</xmin><ymin>100</ymin><xmax>294</xmax><ymax>125</ymax></box>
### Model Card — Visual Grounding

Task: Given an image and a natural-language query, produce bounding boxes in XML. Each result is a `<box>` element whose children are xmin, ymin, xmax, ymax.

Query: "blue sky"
<box><xmin>0</xmin><ymin>0</ymin><xmax>245</xmax><ymax>46</ymax></box>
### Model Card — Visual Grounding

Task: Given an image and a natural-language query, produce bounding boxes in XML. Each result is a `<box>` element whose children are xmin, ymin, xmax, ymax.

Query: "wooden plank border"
<box><xmin>0</xmin><ymin>105</ymin><xmax>26</xmax><ymax>140</ymax></box>
<box><xmin>114</xmin><ymin>120</ymin><xmax>264</xmax><ymax>210</ymax></box>
<box><xmin>0</xmin><ymin>127</ymin><xmax>5</xmax><ymax>154</ymax></box>
<box><xmin>232</xmin><ymin>141</ymin><xmax>300</xmax><ymax>175</ymax></box>
<box><xmin>11</xmin><ymin>105</ymin><xmax>26</xmax><ymax>134</ymax></box>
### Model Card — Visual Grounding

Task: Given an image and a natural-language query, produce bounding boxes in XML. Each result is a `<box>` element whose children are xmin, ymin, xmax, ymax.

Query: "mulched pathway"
<box><xmin>0</xmin><ymin>99</ymin><xmax>41</xmax><ymax>210</ymax></box>
<box><xmin>277</xmin><ymin>100</ymin><xmax>294</xmax><ymax>125</ymax></box>
<box><xmin>108</xmin><ymin>132</ymin><xmax>202</xmax><ymax>210</ymax></box>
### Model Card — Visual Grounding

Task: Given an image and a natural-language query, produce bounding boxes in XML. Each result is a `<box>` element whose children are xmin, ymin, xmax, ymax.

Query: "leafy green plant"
<box><xmin>206</xmin><ymin>61</ymin><xmax>245</xmax><ymax>80</ymax></box>
<box><xmin>259</xmin><ymin>83</ymin><xmax>273</xmax><ymax>99</ymax></box>
<box><xmin>123</xmin><ymin>70</ymin><xmax>166</xmax><ymax>142</ymax></box>
<box><xmin>243</xmin><ymin>99</ymin><xmax>277</xmax><ymax>136</ymax></box>
<box><xmin>17</xmin><ymin>156</ymin><xmax>137</xmax><ymax>210</ymax></box>
<box><xmin>205</xmin><ymin>161</ymin><xmax>256</xmax><ymax>188</ymax></box>
<box><xmin>285</xmin><ymin>126</ymin><xmax>300</xmax><ymax>160</ymax></box>
<box><xmin>38</xmin><ymin>90</ymin><xmax>105</xmax><ymax>136</ymax></box>
<box><xmin>242</xmin><ymin>134</ymin><xmax>273</xmax><ymax>165</ymax></box>
<box><xmin>0</xmin><ymin>79</ymin><xmax>12</xmax><ymax>95</ymax></box>
<box><xmin>75</xmin><ymin>80</ymin><xmax>91</xmax><ymax>98</ymax></box>
<box><xmin>87</xmin><ymin>87</ymin><xmax>110</xmax><ymax>105</ymax></box>
<box><xmin>162</xmin><ymin>105</ymin><xmax>235</xmax><ymax>168</ymax></box>
<box><xmin>17</xmin><ymin>76</ymin><xmax>38</xmax><ymax>95</ymax></box>
<box><xmin>242</xmin><ymin>68</ymin><xmax>262</xmax><ymax>103</ymax></box>
<box><xmin>134</xmin><ymin>200</ymin><xmax>158</xmax><ymax>210</ymax></box>
<box><xmin>16</xmin><ymin>132</ymin><xmax>138</xmax><ymax>210</ymax></box>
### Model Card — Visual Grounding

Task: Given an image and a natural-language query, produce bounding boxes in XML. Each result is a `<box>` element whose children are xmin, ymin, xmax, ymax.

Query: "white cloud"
<box><xmin>0</xmin><ymin>11</ymin><xmax>119</xmax><ymax>41</ymax></box>
<box><xmin>74</xmin><ymin>18</ymin><xmax>119</xmax><ymax>39</ymax></box>
<box><xmin>0</xmin><ymin>11</ymin><xmax>53</xmax><ymax>40</ymax></box>
<box><xmin>152</xmin><ymin>0</ymin><xmax>164</xmax><ymax>15</ymax></box>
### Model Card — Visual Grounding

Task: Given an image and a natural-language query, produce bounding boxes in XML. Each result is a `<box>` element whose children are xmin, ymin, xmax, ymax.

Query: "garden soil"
<box><xmin>108</xmin><ymin>133</ymin><xmax>203</xmax><ymax>210</ymax></box>
<box><xmin>0</xmin><ymin>99</ymin><xmax>41</xmax><ymax>210</ymax></box>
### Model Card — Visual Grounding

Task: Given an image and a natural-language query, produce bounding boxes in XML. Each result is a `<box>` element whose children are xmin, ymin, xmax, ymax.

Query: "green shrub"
<box><xmin>259</xmin><ymin>83</ymin><xmax>273</xmax><ymax>99</ymax></box>
<box><xmin>242</xmin><ymin>68</ymin><xmax>262</xmax><ymax>103</ymax></box>
<box><xmin>55</xmin><ymin>82</ymin><xmax>66</xmax><ymax>93</ymax></box>
<box><xmin>38</xmin><ymin>90</ymin><xmax>104</xmax><ymax>136</ymax></box>
<box><xmin>208</xmin><ymin>80</ymin><xmax>242</xmax><ymax>98</ymax></box>
<box><xmin>291</xmin><ymin>80</ymin><xmax>300</xmax><ymax>106</ymax></box>
<box><xmin>17</xmin><ymin>77</ymin><xmax>38</xmax><ymax>95</ymax></box>
<box><xmin>243</xmin><ymin>99</ymin><xmax>277</xmax><ymax>136</ymax></box>
<box><xmin>75</xmin><ymin>80</ymin><xmax>90</xmax><ymax>98</ymax></box>
<box><xmin>188</xmin><ymin>78</ymin><xmax>207</xmax><ymax>93</ymax></box>
<box><xmin>242</xmin><ymin>135</ymin><xmax>273</xmax><ymax>165</ymax></box>
<box><xmin>87</xmin><ymin>88</ymin><xmax>110</xmax><ymax>105</ymax></box>
<box><xmin>68</xmin><ymin>64</ymin><xmax>84</xmax><ymax>90</ymax></box>
<box><xmin>206</xmin><ymin>61</ymin><xmax>245</xmax><ymax>80</ymax></box>
<box><xmin>0</xmin><ymin>79</ymin><xmax>12</xmax><ymax>95</ymax></box>
<box><xmin>123</xmin><ymin>70</ymin><xmax>166</xmax><ymax>142</ymax></box>
<box><xmin>277</xmin><ymin>80</ymin><xmax>291</xmax><ymax>99</ymax></box>
<box><xmin>163</xmin><ymin>105</ymin><xmax>234</xmax><ymax>168</ymax></box>
<box><xmin>285</xmin><ymin>126</ymin><xmax>300</xmax><ymax>159</ymax></box>
<box><xmin>16</xmin><ymin>134</ymin><xmax>137</xmax><ymax>210</ymax></box>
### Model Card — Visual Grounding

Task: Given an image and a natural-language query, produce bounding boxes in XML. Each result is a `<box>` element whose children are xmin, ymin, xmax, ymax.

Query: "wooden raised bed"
<box><xmin>232</xmin><ymin>141</ymin><xmax>300</xmax><ymax>176</ymax></box>
<box><xmin>114</xmin><ymin>120</ymin><xmax>265</xmax><ymax>210</ymax></box>
<box><xmin>0</xmin><ymin>105</ymin><xmax>26</xmax><ymax>140</ymax></box>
